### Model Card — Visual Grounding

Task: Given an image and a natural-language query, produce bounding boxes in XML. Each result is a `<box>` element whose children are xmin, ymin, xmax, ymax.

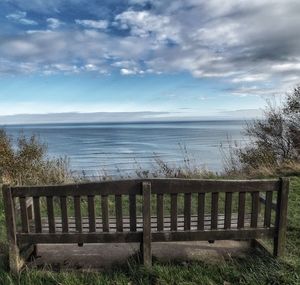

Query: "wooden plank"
<box><xmin>19</xmin><ymin>197</ymin><xmax>29</xmax><ymax>233</ymax></box>
<box><xmin>224</xmin><ymin>192</ymin><xmax>232</xmax><ymax>229</ymax></box>
<box><xmin>46</xmin><ymin>196</ymin><xmax>55</xmax><ymax>233</ymax></box>
<box><xmin>157</xmin><ymin>194</ymin><xmax>164</xmax><ymax>231</ymax></box>
<box><xmin>237</xmin><ymin>192</ymin><xmax>246</xmax><ymax>229</ymax></box>
<box><xmin>87</xmin><ymin>196</ymin><xmax>96</xmax><ymax>232</ymax></box>
<box><xmin>17</xmin><ymin>232</ymin><xmax>142</xmax><ymax>244</ymax></box>
<box><xmin>17</xmin><ymin>228</ymin><xmax>275</xmax><ymax>244</ymax></box>
<box><xmin>11</xmin><ymin>178</ymin><xmax>280</xmax><ymax>197</ymax></box>
<box><xmin>2</xmin><ymin>185</ymin><xmax>22</xmax><ymax>274</ymax></box>
<box><xmin>129</xmin><ymin>194</ymin><xmax>137</xmax><ymax>232</ymax></box>
<box><xmin>142</xmin><ymin>181</ymin><xmax>152</xmax><ymax>267</ymax></box>
<box><xmin>198</xmin><ymin>193</ymin><xmax>205</xmax><ymax>230</ymax></box>
<box><xmin>170</xmin><ymin>193</ymin><xmax>178</xmax><ymax>231</ymax></box>
<box><xmin>115</xmin><ymin>195</ymin><xmax>123</xmax><ymax>232</ymax></box>
<box><xmin>259</xmin><ymin>195</ymin><xmax>277</xmax><ymax>211</ymax></box>
<box><xmin>264</xmin><ymin>191</ymin><xmax>273</xmax><ymax>227</ymax></box>
<box><xmin>274</xmin><ymin>178</ymin><xmax>289</xmax><ymax>257</ymax></box>
<box><xmin>74</xmin><ymin>196</ymin><xmax>82</xmax><ymax>233</ymax></box>
<box><xmin>251</xmin><ymin>192</ymin><xmax>260</xmax><ymax>228</ymax></box>
<box><xmin>101</xmin><ymin>195</ymin><xmax>109</xmax><ymax>232</ymax></box>
<box><xmin>152</xmin><ymin>228</ymin><xmax>276</xmax><ymax>242</ymax></box>
<box><xmin>60</xmin><ymin>196</ymin><xmax>68</xmax><ymax>233</ymax></box>
<box><xmin>211</xmin><ymin>192</ymin><xmax>219</xmax><ymax>230</ymax></box>
<box><xmin>184</xmin><ymin>193</ymin><xmax>192</xmax><ymax>230</ymax></box>
<box><xmin>33</xmin><ymin>197</ymin><xmax>42</xmax><ymax>233</ymax></box>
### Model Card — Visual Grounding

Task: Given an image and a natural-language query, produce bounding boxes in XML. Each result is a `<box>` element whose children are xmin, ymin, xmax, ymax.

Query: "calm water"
<box><xmin>2</xmin><ymin>121</ymin><xmax>247</xmax><ymax>177</ymax></box>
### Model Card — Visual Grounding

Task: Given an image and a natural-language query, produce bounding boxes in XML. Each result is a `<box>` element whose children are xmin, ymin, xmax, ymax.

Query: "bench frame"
<box><xmin>2</xmin><ymin>178</ymin><xmax>289</xmax><ymax>274</ymax></box>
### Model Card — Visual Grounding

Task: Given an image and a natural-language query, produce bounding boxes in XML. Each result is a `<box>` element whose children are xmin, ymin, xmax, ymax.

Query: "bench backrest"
<box><xmin>2</xmin><ymin>178</ymin><xmax>289</xmax><ymax>245</ymax></box>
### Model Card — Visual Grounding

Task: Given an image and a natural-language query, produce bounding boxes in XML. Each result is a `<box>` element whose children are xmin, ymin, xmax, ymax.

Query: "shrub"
<box><xmin>224</xmin><ymin>86</ymin><xmax>300</xmax><ymax>177</ymax></box>
<box><xmin>0</xmin><ymin>129</ymin><xmax>73</xmax><ymax>186</ymax></box>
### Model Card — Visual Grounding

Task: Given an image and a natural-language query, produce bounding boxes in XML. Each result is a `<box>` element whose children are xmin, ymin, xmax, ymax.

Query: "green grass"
<box><xmin>1</xmin><ymin>177</ymin><xmax>300</xmax><ymax>285</ymax></box>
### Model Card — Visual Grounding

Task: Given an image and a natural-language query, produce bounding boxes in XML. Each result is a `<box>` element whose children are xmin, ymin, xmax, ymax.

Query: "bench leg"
<box><xmin>9</xmin><ymin>244</ymin><xmax>23</xmax><ymax>275</ymax></box>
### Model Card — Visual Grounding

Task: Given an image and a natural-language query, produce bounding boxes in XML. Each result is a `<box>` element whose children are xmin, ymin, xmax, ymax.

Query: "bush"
<box><xmin>224</xmin><ymin>86</ymin><xmax>300</xmax><ymax>177</ymax></box>
<box><xmin>0</xmin><ymin>129</ymin><xmax>73</xmax><ymax>186</ymax></box>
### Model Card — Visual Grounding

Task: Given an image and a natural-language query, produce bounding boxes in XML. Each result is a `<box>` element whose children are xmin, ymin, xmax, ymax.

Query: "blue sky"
<box><xmin>0</xmin><ymin>0</ymin><xmax>300</xmax><ymax>122</ymax></box>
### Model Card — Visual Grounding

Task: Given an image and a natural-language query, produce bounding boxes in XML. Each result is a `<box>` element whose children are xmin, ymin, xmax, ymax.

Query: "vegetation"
<box><xmin>223</xmin><ymin>86</ymin><xmax>300</xmax><ymax>178</ymax></box>
<box><xmin>0</xmin><ymin>129</ymin><xmax>73</xmax><ymax>186</ymax></box>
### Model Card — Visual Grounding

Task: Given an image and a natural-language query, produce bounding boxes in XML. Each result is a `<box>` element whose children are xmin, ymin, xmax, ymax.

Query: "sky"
<box><xmin>0</xmin><ymin>0</ymin><xmax>300</xmax><ymax>123</ymax></box>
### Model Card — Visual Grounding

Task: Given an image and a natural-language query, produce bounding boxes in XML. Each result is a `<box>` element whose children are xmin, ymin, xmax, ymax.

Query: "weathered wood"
<box><xmin>251</xmin><ymin>192</ymin><xmax>260</xmax><ymax>228</ymax></box>
<box><xmin>33</xmin><ymin>197</ymin><xmax>42</xmax><ymax>233</ymax></box>
<box><xmin>142</xmin><ymin>181</ymin><xmax>152</xmax><ymax>267</ymax></box>
<box><xmin>171</xmin><ymin>193</ymin><xmax>178</xmax><ymax>231</ymax></box>
<box><xmin>115</xmin><ymin>195</ymin><xmax>123</xmax><ymax>232</ymax></box>
<box><xmin>19</xmin><ymin>197</ymin><xmax>29</xmax><ymax>233</ymax></box>
<box><xmin>238</xmin><ymin>192</ymin><xmax>246</xmax><ymax>228</ymax></box>
<box><xmin>74</xmin><ymin>196</ymin><xmax>82</xmax><ymax>233</ymax></box>
<box><xmin>211</xmin><ymin>192</ymin><xmax>219</xmax><ymax>230</ymax></box>
<box><xmin>224</xmin><ymin>192</ymin><xmax>232</xmax><ymax>229</ymax></box>
<box><xmin>259</xmin><ymin>195</ymin><xmax>277</xmax><ymax>211</ymax></box>
<box><xmin>274</xmin><ymin>178</ymin><xmax>289</xmax><ymax>257</ymax></box>
<box><xmin>38</xmin><ymin>213</ymin><xmax>255</xmax><ymax>233</ymax></box>
<box><xmin>87</xmin><ymin>196</ymin><xmax>96</xmax><ymax>232</ymax></box>
<box><xmin>157</xmin><ymin>194</ymin><xmax>164</xmax><ymax>231</ymax></box>
<box><xmin>60</xmin><ymin>196</ymin><xmax>68</xmax><ymax>233</ymax></box>
<box><xmin>184</xmin><ymin>193</ymin><xmax>192</xmax><ymax>230</ymax></box>
<box><xmin>101</xmin><ymin>195</ymin><xmax>109</xmax><ymax>232</ymax></box>
<box><xmin>46</xmin><ymin>196</ymin><xmax>55</xmax><ymax>233</ymax></box>
<box><xmin>198</xmin><ymin>193</ymin><xmax>205</xmax><ymax>230</ymax></box>
<box><xmin>3</xmin><ymin>177</ymin><xmax>288</xmax><ymax>269</ymax></box>
<box><xmin>264</xmin><ymin>191</ymin><xmax>273</xmax><ymax>227</ymax></box>
<box><xmin>11</xmin><ymin>178</ymin><xmax>280</xmax><ymax>197</ymax></box>
<box><xmin>18</xmin><ymin>232</ymin><xmax>142</xmax><ymax>244</ymax></box>
<box><xmin>151</xmin><ymin>228</ymin><xmax>276</xmax><ymax>242</ymax></box>
<box><xmin>129</xmin><ymin>194</ymin><xmax>137</xmax><ymax>232</ymax></box>
<box><xmin>2</xmin><ymin>185</ymin><xmax>23</xmax><ymax>274</ymax></box>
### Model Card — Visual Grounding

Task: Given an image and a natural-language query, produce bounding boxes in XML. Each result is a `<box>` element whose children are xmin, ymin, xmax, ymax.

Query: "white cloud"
<box><xmin>115</xmin><ymin>11</ymin><xmax>180</xmax><ymax>43</ymax></box>
<box><xmin>75</xmin><ymin>19</ymin><xmax>108</xmax><ymax>29</ymax></box>
<box><xmin>47</xmin><ymin>18</ymin><xmax>63</xmax><ymax>29</ymax></box>
<box><xmin>6</xmin><ymin>11</ymin><xmax>37</xmax><ymax>25</ymax></box>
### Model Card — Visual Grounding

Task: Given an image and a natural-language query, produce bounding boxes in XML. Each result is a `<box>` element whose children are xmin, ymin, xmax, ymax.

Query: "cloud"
<box><xmin>114</xmin><ymin>10</ymin><xmax>180</xmax><ymax>43</ymax></box>
<box><xmin>47</xmin><ymin>18</ymin><xmax>63</xmax><ymax>29</ymax></box>
<box><xmin>6</xmin><ymin>11</ymin><xmax>37</xmax><ymax>25</ymax></box>
<box><xmin>1</xmin><ymin>0</ymin><xmax>300</xmax><ymax>97</ymax></box>
<box><xmin>75</xmin><ymin>19</ymin><xmax>109</xmax><ymax>29</ymax></box>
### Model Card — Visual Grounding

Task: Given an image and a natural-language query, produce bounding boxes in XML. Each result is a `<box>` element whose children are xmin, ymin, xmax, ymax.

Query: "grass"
<box><xmin>0</xmin><ymin>176</ymin><xmax>300</xmax><ymax>284</ymax></box>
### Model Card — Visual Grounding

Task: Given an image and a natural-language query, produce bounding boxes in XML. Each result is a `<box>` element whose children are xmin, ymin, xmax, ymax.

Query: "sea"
<box><xmin>2</xmin><ymin>120</ymin><xmax>248</xmax><ymax>178</ymax></box>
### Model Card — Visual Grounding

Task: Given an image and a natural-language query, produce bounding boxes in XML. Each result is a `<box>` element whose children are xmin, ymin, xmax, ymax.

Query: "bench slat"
<box><xmin>46</xmin><ymin>196</ymin><xmax>55</xmax><ymax>233</ymax></box>
<box><xmin>251</xmin><ymin>192</ymin><xmax>260</xmax><ymax>228</ymax></box>
<box><xmin>60</xmin><ymin>196</ymin><xmax>68</xmax><ymax>233</ymax></box>
<box><xmin>11</xmin><ymin>179</ymin><xmax>280</xmax><ymax>197</ymax></box>
<box><xmin>157</xmin><ymin>194</ymin><xmax>164</xmax><ymax>231</ymax></box>
<box><xmin>238</xmin><ymin>192</ymin><xmax>246</xmax><ymax>228</ymax></box>
<box><xmin>184</xmin><ymin>193</ymin><xmax>191</xmax><ymax>230</ymax></box>
<box><xmin>224</xmin><ymin>192</ymin><xmax>232</xmax><ymax>229</ymax></box>
<box><xmin>20</xmin><ymin>197</ymin><xmax>29</xmax><ymax>233</ymax></box>
<box><xmin>211</xmin><ymin>192</ymin><xmax>219</xmax><ymax>230</ymax></box>
<box><xmin>88</xmin><ymin>196</ymin><xmax>96</xmax><ymax>232</ymax></box>
<box><xmin>197</xmin><ymin>193</ymin><xmax>205</xmax><ymax>230</ymax></box>
<box><xmin>115</xmin><ymin>195</ymin><xmax>123</xmax><ymax>232</ymax></box>
<box><xmin>129</xmin><ymin>194</ymin><xmax>136</xmax><ymax>232</ymax></box>
<box><xmin>101</xmin><ymin>195</ymin><xmax>109</xmax><ymax>232</ymax></box>
<box><xmin>264</xmin><ymin>191</ymin><xmax>273</xmax><ymax>227</ymax></box>
<box><xmin>171</xmin><ymin>193</ymin><xmax>178</xmax><ymax>231</ymax></box>
<box><xmin>74</xmin><ymin>196</ymin><xmax>82</xmax><ymax>233</ymax></box>
<box><xmin>33</xmin><ymin>197</ymin><xmax>42</xmax><ymax>233</ymax></box>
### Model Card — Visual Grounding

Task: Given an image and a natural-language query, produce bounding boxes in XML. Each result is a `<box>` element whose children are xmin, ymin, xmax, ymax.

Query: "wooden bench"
<box><xmin>2</xmin><ymin>178</ymin><xmax>289</xmax><ymax>273</ymax></box>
